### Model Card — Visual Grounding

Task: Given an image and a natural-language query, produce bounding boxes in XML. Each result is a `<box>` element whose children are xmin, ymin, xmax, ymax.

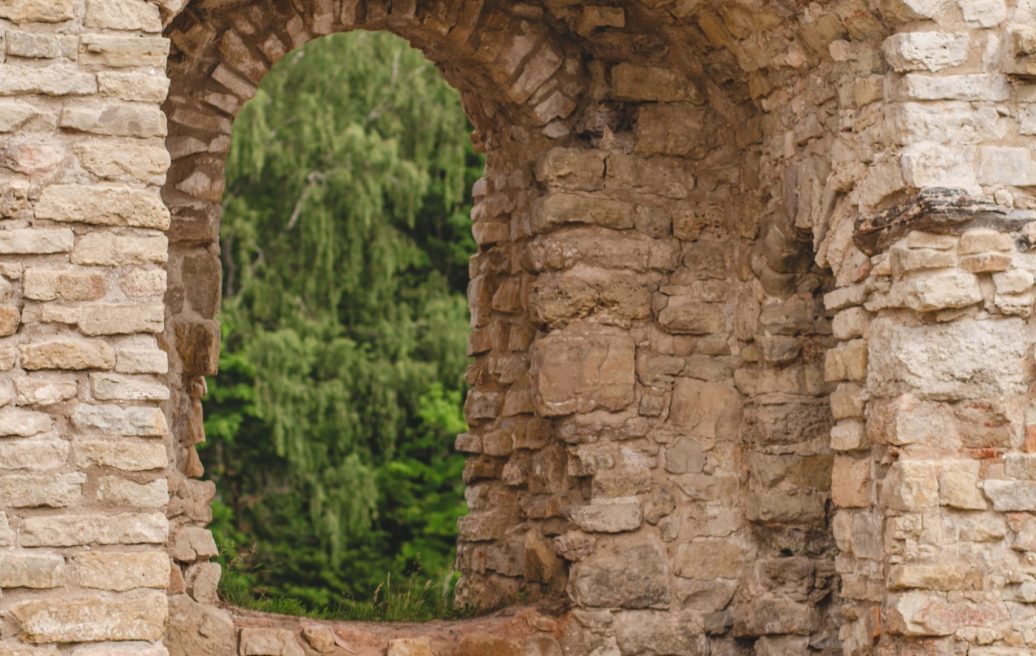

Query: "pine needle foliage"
<box><xmin>201</xmin><ymin>30</ymin><xmax>482</xmax><ymax>614</ymax></box>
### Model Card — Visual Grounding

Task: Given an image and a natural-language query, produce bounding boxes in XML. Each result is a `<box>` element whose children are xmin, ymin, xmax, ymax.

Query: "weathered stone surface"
<box><xmin>21</xmin><ymin>339</ymin><xmax>115</xmax><ymax>370</ymax></box>
<box><xmin>13</xmin><ymin>592</ymin><xmax>167</xmax><ymax>643</ymax></box>
<box><xmin>72</xmin><ymin>404</ymin><xmax>168</xmax><ymax>436</ymax></box>
<box><xmin>20</xmin><ymin>512</ymin><xmax>168</xmax><ymax>546</ymax></box>
<box><xmin>75</xmin><ymin>440</ymin><xmax>167</xmax><ymax>471</ymax></box>
<box><xmin>0</xmin><ymin>472</ymin><xmax>85</xmax><ymax>507</ymax></box>
<box><xmin>868</xmin><ymin>317</ymin><xmax>1029</xmax><ymax>400</ymax></box>
<box><xmin>568</xmin><ymin>498</ymin><xmax>643</xmax><ymax>533</ymax></box>
<box><xmin>0</xmin><ymin>438</ymin><xmax>69</xmax><ymax>471</ymax></box>
<box><xmin>36</xmin><ymin>185</ymin><xmax>170</xmax><ymax>229</ymax></box>
<box><xmin>669</xmin><ymin>379</ymin><xmax>741</xmax><ymax>442</ymax></box>
<box><xmin>90</xmin><ymin>373</ymin><xmax>170</xmax><ymax>401</ymax></box>
<box><xmin>532</xmin><ymin>192</ymin><xmax>635</xmax><ymax>231</ymax></box>
<box><xmin>531</xmin><ymin>326</ymin><xmax>635</xmax><ymax>416</ymax></box>
<box><xmin>239</xmin><ymin>629</ymin><xmax>304</xmax><ymax>656</ymax></box>
<box><xmin>0</xmin><ymin>0</ymin><xmax>75</xmax><ymax>22</ymax></box>
<box><xmin>888</xmin><ymin>593</ymin><xmax>1008</xmax><ymax>636</ymax></box>
<box><xmin>72</xmin><ymin>232</ymin><xmax>168</xmax><ymax>265</ymax></box>
<box><xmin>569</xmin><ymin>534</ymin><xmax>671</xmax><ymax>608</ymax></box>
<box><xmin>0</xmin><ymin>552</ymin><xmax>65</xmax><ymax>588</ymax></box>
<box><xmin>171</xmin><ymin>526</ymin><xmax>219</xmax><ymax>562</ymax></box>
<box><xmin>0</xmin><ymin>406</ymin><xmax>52</xmax><ymax>436</ymax></box>
<box><xmin>96</xmin><ymin>476</ymin><xmax>169</xmax><ymax>508</ymax></box>
<box><xmin>0</xmin><ymin>228</ymin><xmax>74</xmax><ymax>254</ymax></box>
<box><xmin>167</xmin><ymin>595</ymin><xmax>236</xmax><ymax>656</ymax></box>
<box><xmin>85</xmin><ymin>0</ymin><xmax>162</xmax><ymax>32</ymax></box>
<box><xmin>613</xmin><ymin>611</ymin><xmax>708</xmax><ymax>655</ymax></box>
<box><xmin>74</xmin><ymin>551</ymin><xmax>169</xmax><ymax>591</ymax></box>
<box><xmin>61</xmin><ymin>103</ymin><xmax>167</xmax><ymax>137</ymax></box>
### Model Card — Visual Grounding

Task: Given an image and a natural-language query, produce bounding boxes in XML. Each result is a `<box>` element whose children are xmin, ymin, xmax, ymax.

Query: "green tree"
<box><xmin>201</xmin><ymin>30</ymin><xmax>481</xmax><ymax>613</ymax></box>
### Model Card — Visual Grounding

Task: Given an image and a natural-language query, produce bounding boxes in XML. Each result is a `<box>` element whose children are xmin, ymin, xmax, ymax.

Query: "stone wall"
<box><xmin>3</xmin><ymin>0</ymin><xmax>1036</xmax><ymax>654</ymax></box>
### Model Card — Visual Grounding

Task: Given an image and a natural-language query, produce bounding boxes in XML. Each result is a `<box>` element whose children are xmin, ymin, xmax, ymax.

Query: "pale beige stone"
<box><xmin>85</xmin><ymin>0</ymin><xmax>162</xmax><ymax>32</ymax></box>
<box><xmin>0</xmin><ymin>100</ymin><xmax>58</xmax><ymax>132</ymax></box>
<box><xmin>0</xmin><ymin>228</ymin><xmax>74</xmax><ymax>254</ymax></box>
<box><xmin>75</xmin><ymin>440</ymin><xmax>167</xmax><ymax>471</ymax></box>
<box><xmin>74</xmin><ymin>142</ymin><xmax>170</xmax><ymax>183</ymax></box>
<box><xmin>97</xmin><ymin>72</ymin><xmax>170</xmax><ymax>102</ymax></box>
<box><xmin>882</xmin><ymin>32</ymin><xmax>969</xmax><ymax>72</ymax></box>
<box><xmin>20</xmin><ymin>512</ymin><xmax>168</xmax><ymax>547</ymax></box>
<box><xmin>239</xmin><ymin>629</ymin><xmax>304</xmax><ymax>656</ymax></box>
<box><xmin>96</xmin><ymin>476</ymin><xmax>169</xmax><ymax>508</ymax></box>
<box><xmin>23</xmin><ymin>268</ymin><xmax>106</xmax><ymax>301</ymax></box>
<box><xmin>13</xmin><ymin>591</ymin><xmax>167</xmax><ymax>643</ymax></box>
<box><xmin>0</xmin><ymin>472</ymin><xmax>85</xmax><ymax>507</ymax></box>
<box><xmin>0</xmin><ymin>438</ymin><xmax>69</xmax><ymax>471</ymax></box>
<box><xmin>531</xmin><ymin>326</ymin><xmax>635</xmax><ymax>416</ymax></box>
<box><xmin>0</xmin><ymin>551</ymin><xmax>65</xmax><ymax>588</ymax></box>
<box><xmin>15</xmin><ymin>377</ymin><xmax>78</xmax><ymax>406</ymax></box>
<box><xmin>0</xmin><ymin>0</ymin><xmax>76</xmax><ymax>22</ymax></box>
<box><xmin>72</xmin><ymin>232</ymin><xmax>168</xmax><ymax>266</ymax></box>
<box><xmin>119</xmin><ymin>269</ymin><xmax>166</xmax><ymax>298</ymax></box>
<box><xmin>72</xmin><ymin>404</ymin><xmax>168</xmax><ymax>436</ymax></box>
<box><xmin>78</xmin><ymin>303</ymin><xmax>165</xmax><ymax>335</ymax></box>
<box><xmin>882</xmin><ymin>460</ymin><xmax>939</xmax><ymax>511</ymax></box>
<box><xmin>90</xmin><ymin>373</ymin><xmax>170</xmax><ymax>401</ymax></box>
<box><xmin>74</xmin><ymin>551</ymin><xmax>169</xmax><ymax>591</ymax></box>
<box><xmin>79</xmin><ymin>35</ymin><xmax>169</xmax><ymax>68</ymax></box>
<box><xmin>674</xmin><ymin>541</ymin><xmax>745</xmax><ymax>579</ymax></box>
<box><xmin>568</xmin><ymin>498</ymin><xmax>643</xmax><ymax>533</ymax></box>
<box><xmin>0</xmin><ymin>406</ymin><xmax>52</xmax><ymax>436</ymax></box>
<box><xmin>0</xmin><ymin>65</ymin><xmax>96</xmax><ymax>96</ymax></box>
<box><xmin>938</xmin><ymin>460</ymin><xmax>986</xmax><ymax>509</ymax></box>
<box><xmin>170</xmin><ymin>526</ymin><xmax>219</xmax><ymax>562</ymax></box>
<box><xmin>36</xmin><ymin>185</ymin><xmax>170</xmax><ymax>230</ymax></box>
<box><xmin>21</xmin><ymin>339</ymin><xmax>116</xmax><ymax>370</ymax></box>
<box><xmin>61</xmin><ymin>103</ymin><xmax>167</xmax><ymax>138</ymax></box>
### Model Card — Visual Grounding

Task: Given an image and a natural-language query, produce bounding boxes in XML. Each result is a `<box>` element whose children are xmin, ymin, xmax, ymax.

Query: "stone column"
<box><xmin>834</xmin><ymin>195</ymin><xmax>1036</xmax><ymax>655</ymax></box>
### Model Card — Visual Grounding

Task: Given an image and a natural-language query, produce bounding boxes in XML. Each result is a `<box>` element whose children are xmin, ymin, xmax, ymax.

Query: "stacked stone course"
<box><xmin>3</xmin><ymin>0</ymin><xmax>1036</xmax><ymax>654</ymax></box>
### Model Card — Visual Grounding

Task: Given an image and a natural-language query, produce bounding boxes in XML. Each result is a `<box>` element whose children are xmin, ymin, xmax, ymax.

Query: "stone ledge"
<box><xmin>854</xmin><ymin>188</ymin><xmax>1036</xmax><ymax>256</ymax></box>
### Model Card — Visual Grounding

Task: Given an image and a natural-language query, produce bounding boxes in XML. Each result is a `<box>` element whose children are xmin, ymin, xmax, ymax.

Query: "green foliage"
<box><xmin>201</xmin><ymin>30</ymin><xmax>481</xmax><ymax>615</ymax></box>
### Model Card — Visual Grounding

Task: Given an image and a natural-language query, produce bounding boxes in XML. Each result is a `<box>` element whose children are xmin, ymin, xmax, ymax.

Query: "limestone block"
<box><xmin>23</xmin><ymin>269</ymin><xmax>106</xmax><ymax>301</ymax></box>
<box><xmin>171</xmin><ymin>526</ymin><xmax>219</xmax><ymax>562</ymax></box>
<box><xmin>300</xmin><ymin>626</ymin><xmax>337</xmax><ymax>655</ymax></box>
<box><xmin>674</xmin><ymin>540</ymin><xmax>745</xmax><ymax>579</ymax></box>
<box><xmin>900</xmin><ymin>142</ymin><xmax>977</xmax><ymax>191</ymax></box>
<box><xmin>531</xmin><ymin>192</ymin><xmax>635</xmax><ymax>231</ymax></box>
<box><xmin>938</xmin><ymin>463</ymin><xmax>985</xmax><ymax>510</ymax></box>
<box><xmin>0</xmin><ymin>228</ymin><xmax>74</xmax><ymax>254</ymax></box>
<box><xmin>960</xmin><ymin>252</ymin><xmax>1011</xmax><ymax>273</ymax></box>
<box><xmin>895</xmin><ymin>270</ymin><xmax>982</xmax><ymax>312</ymax></box>
<box><xmin>0</xmin><ymin>512</ymin><xmax>12</xmax><ymax>546</ymax></box>
<box><xmin>732</xmin><ymin>597</ymin><xmax>820</xmax><ymax>636</ymax></box>
<box><xmin>830</xmin><ymin>383</ymin><xmax>866</xmax><ymax>419</ymax></box>
<box><xmin>0</xmin><ymin>472</ymin><xmax>85</xmax><ymax>507</ymax></box>
<box><xmin>882</xmin><ymin>460</ymin><xmax>939</xmax><ymax>511</ymax></box>
<box><xmin>116</xmin><ymin>348</ymin><xmax>168</xmax><ymax>374</ymax></box>
<box><xmin>0</xmin><ymin>439</ymin><xmax>69</xmax><ymax>470</ymax></box>
<box><xmin>185</xmin><ymin>561</ymin><xmax>220</xmax><ymax>603</ymax></box>
<box><xmin>90</xmin><ymin>373</ymin><xmax>170</xmax><ymax>401</ymax></box>
<box><xmin>568</xmin><ymin>534</ymin><xmax>671</xmax><ymax>608</ymax></box>
<box><xmin>607</xmin><ymin>154</ymin><xmax>692</xmax><ymax>199</ymax></box>
<box><xmin>898</xmin><ymin>73</ymin><xmax>1010</xmax><ymax>101</ymax></box>
<box><xmin>79</xmin><ymin>35</ymin><xmax>169</xmax><ymax>68</ymax></box>
<box><xmin>890</xmin><ymin>246</ymin><xmax>957</xmax><ymax>275</ymax></box>
<box><xmin>959</xmin><ymin>228</ymin><xmax>1013</xmax><ymax>253</ymax></box>
<box><xmin>15</xmin><ymin>378</ymin><xmax>78</xmax><ymax>406</ymax></box>
<box><xmin>568</xmin><ymin>498</ymin><xmax>642</xmax><ymax>533</ymax></box>
<box><xmin>888</xmin><ymin>592</ymin><xmax>1007</xmax><ymax>636</ymax></box>
<box><xmin>658</xmin><ymin>297</ymin><xmax>725</xmax><ymax>335</ymax></box>
<box><xmin>21</xmin><ymin>339</ymin><xmax>115</xmax><ymax>370</ymax></box>
<box><xmin>979</xmin><ymin>146</ymin><xmax>1036</xmax><ymax>186</ymax></box>
<box><xmin>613</xmin><ymin>611</ymin><xmax>708</xmax><ymax>655</ymax></box>
<box><xmin>78</xmin><ymin>303</ymin><xmax>165</xmax><ymax>335</ymax></box>
<box><xmin>878</xmin><ymin>0</ymin><xmax>950</xmax><ymax>22</ymax></box>
<box><xmin>0</xmin><ymin>406</ymin><xmax>52</xmax><ymax>436</ymax></box>
<box><xmin>0</xmin><ymin>66</ymin><xmax>96</xmax><ymax>100</ymax></box>
<box><xmin>12</xmin><ymin>591</ymin><xmax>167</xmax><ymax>643</ymax></box>
<box><xmin>982</xmin><ymin>480</ymin><xmax>1036</xmax><ymax>511</ymax></box>
<box><xmin>832</xmin><ymin>307</ymin><xmax>870</xmax><ymax>340</ymax></box>
<box><xmin>888</xmin><ymin>562</ymin><xmax>970</xmax><ymax>590</ymax></box>
<box><xmin>20</xmin><ymin>512</ymin><xmax>168</xmax><ymax>546</ymax></box>
<box><xmin>832</xmin><ymin>456</ymin><xmax>871</xmax><ymax>508</ymax></box>
<box><xmin>868</xmin><ymin>317</ymin><xmax>1029</xmax><ymax>399</ymax></box>
<box><xmin>74</xmin><ymin>551</ymin><xmax>169</xmax><ymax>591</ymax></box>
<box><xmin>0</xmin><ymin>0</ymin><xmax>76</xmax><ymax>22</ymax></box>
<box><xmin>96</xmin><ymin>476</ymin><xmax>169</xmax><ymax>508</ymax></box>
<box><xmin>534</xmin><ymin>148</ymin><xmax>606</xmax><ymax>191</ymax></box>
<box><xmin>831</xmin><ymin>419</ymin><xmax>867</xmax><ymax>451</ymax></box>
<box><xmin>167</xmin><ymin>595</ymin><xmax>236</xmax><ymax>656</ymax></box>
<box><xmin>883</xmin><ymin>32</ymin><xmax>968</xmax><ymax>72</ymax></box>
<box><xmin>825</xmin><ymin>339</ymin><xmax>868</xmax><ymax>382</ymax></box>
<box><xmin>824</xmin><ymin>285</ymin><xmax>866</xmax><ymax>311</ymax></box>
<box><xmin>36</xmin><ymin>185</ymin><xmax>170</xmax><ymax>230</ymax></box>
<box><xmin>531</xmin><ymin>326</ymin><xmax>635</xmax><ymax>416</ymax></box>
<box><xmin>670</xmin><ymin>379</ymin><xmax>741</xmax><ymax>442</ymax></box>
<box><xmin>72</xmin><ymin>404</ymin><xmax>168</xmax><ymax>436</ymax></box>
<box><xmin>75</xmin><ymin>440</ymin><xmax>167</xmax><ymax>471</ymax></box>
<box><xmin>239</xmin><ymin>628</ymin><xmax>305</xmax><ymax>656</ymax></box>
<box><xmin>97</xmin><ymin>72</ymin><xmax>170</xmax><ymax>103</ymax></box>
<box><xmin>993</xmin><ymin>269</ymin><xmax>1034</xmax><ymax>294</ymax></box>
<box><xmin>958</xmin><ymin>0</ymin><xmax>1006</xmax><ymax>26</ymax></box>
<box><xmin>61</xmin><ymin>103</ymin><xmax>167</xmax><ymax>138</ymax></box>
<box><xmin>0</xmin><ymin>551</ymin><xmax>65</xmax><ymax>588</ymax></box>
<box><xmin>0</xmin><ymin>100</ymin><xmax>58</xmax><ymax>132</ymax></box>
<box><xmin>387</xmin><ymin>639</ymin><xmax>433</xmax><ymax>656</ymax></box>
<box><xmin>906</xmin><ymin>231</ymin><xmax>958</xmax><ymax>250</ymax></box>
<box><xmin>530</xmin><ymin>267</ymin><xmax>651</xmax><ymax>327</ymax></box>
<box><xmin>72</xmin><ymin>232</ymin><xmax>168</xmax><ymax>266</ymax></box>
<box><xmin>85</xmin><ymin>0</ymin><xmax>162</xmax><ymax>32</ymax></box>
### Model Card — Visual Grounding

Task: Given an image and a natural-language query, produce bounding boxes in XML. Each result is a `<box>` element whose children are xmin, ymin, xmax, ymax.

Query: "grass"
<box><xmin>219</xmin><ymin>569</ymin><xmax>479</xmax><ymax>623</ymax></box>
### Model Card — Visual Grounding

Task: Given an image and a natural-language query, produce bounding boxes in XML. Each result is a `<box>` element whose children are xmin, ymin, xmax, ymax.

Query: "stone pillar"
<box><xmin>835</xmin><ymin>196</ymin><xmax>1036</xmax><ymax>654</ymax></box>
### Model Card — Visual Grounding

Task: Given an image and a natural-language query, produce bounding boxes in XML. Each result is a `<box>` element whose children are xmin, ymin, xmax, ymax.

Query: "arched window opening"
<box><xmin>200</xmin><ymin>30</ymin><xmax>482</xmax><ymax>619</ymax></box>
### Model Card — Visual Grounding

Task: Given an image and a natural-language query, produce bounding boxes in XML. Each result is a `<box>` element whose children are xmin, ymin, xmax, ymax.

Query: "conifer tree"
<box><xmin>202</xmin><ymin>30</ymin><xmax>480</xmax><ymax>611</ymax></box>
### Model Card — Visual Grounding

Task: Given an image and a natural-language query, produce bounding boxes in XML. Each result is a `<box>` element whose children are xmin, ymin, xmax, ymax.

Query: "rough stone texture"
<box><xmin>2</xmin><ymin>0</ymin><xmax>1036</xmax><ymax>655</ymax></box>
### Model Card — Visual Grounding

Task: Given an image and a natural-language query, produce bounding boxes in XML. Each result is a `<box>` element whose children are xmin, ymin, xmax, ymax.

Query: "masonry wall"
<box><xmin>2</xmin><ymin>0</ymin><xmax>1036</xmax><ymax>655</ymax></box>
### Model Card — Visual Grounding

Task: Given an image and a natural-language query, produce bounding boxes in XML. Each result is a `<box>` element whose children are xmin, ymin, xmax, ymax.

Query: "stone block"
<box><xmin>534</xmin><ymin>148</ymin><xmax>606</xmax><ymax>191</ymax></box>
<box><xmin>733</xmin><ymin>597</ymin><xmax>820</xmax><ymax>636</ymax></box>
<box><xmin>0</xmin><ymin>406</ymin><xmax>52</xmax><ymax>436</ymax></box>
<box><xmin>116</xmin><ymin>348</ymin><xmax>168</xmax><ymax>374</ymax></box>
<box><xmin>74</xmin><ymin>551</ymin><xmax>169</xmax><ymax>591</ymax></box>
<box><xmin>938</xmin><ymin>460</ymin><xmax>985</xmax><ymax>509</ymax></box>
<box><xmin>239</xmin><ymin>628</ymin><xmax>304</xmax><ymax>656</ymax></box>
<box><xmin>888</xmin><ymin>562</ymin><xmax>971</xmax><ymax>590</ymax></box>
<box><xmin>611</xmin><ymin>64</ymin><xmax>702</xmax><ymax>103</ymax></box>
<box><xmin>0</xmin><ymin>438</ymin><xmax>69</xmax><ymax>470</ymax></box>
<box><xmin>658</xmin><ymin>297</ymin><xmax>725</xmax><ymax>335</ymax></box>
<box><xmin>635</xmin><ymin>103</ymin><xmax>708</xmax><ymax>158</ymax></box>
<box><xmin>72</xmin><ymin>404</ymin><xmax>168</xmax><ymax>436</ymax></box>
<box><xmin>96</xmin><ymin>476</ymin><xmax>169</xmax><ymax>508</ymax></box>
<box><xmin>72</xmin><ymin>232</ymin><xmax>168</xmax><ymax>266</ymax></box>
<box><xmin>979</xmin><ymin>146</ymin><xmax>1036</xmax><ymax>186</ymax></box>
<box><xmin>888</xmin><ymin>592</ymin><xmax>1007</xmax><ymax>636</ymax></box>
<box><xmin>882</xmin><ymin>460</ymin><xmax>939</xmax><ymax>511</ymax></box>
<box><xmin>20</xmin><ymin>513</ymin><xmax>168</xmax><ymax>547</ymax></box>
<box><xmin>0</xmin><ymin>64</ymin><xmax>96</xmax><ymax>96</ymax></box>
<box><xmin>12</xmin><ymin>591</ymin><xmax>167</xmax><ymax>643</ymax></box>
<box><xmin>75</xmin><ymin>440</ymin><xmax>167</xmax><ymax>471</ymax></box>
<box><xmin>21</xmin><ymin>339</ymin><xmax>115</xmax><ymax>371</ymax></box>
<box><xmin>74</xmin><ymin>142</ymin><xmax>170</xmax><ymax>183</ymax></box>
<box><xmin>982</xmin><ymin>480</ymin><xmax>1036</xmax><ymax>511</ymax></box>
<box><xmin>830</xmin><ymin>383</ymin><xmax>866</xmax><ymax>419</ymax></box>
<box><xmin>78</xmin><ymin>303</ymin><xmax>165</xmax><ymax>335</ymax></box>
<box><xmin>0</xmin><ymin>228</ymin><xmax>74</xmax><ymax>254</ymax></box>
<box><xmin>61</xmin><ymin>103</ymin><xmax>167</xmax><ymax>138</ymax></box>
<box><xmin>15</xmin><ymin>378</ymin><xmax>78</xmax><ymax>406</ymax></box>
<box><xmin>568</xmin><ymin>498</ymin><xmax>642</xmax><ymax>533</ymax></box>
<box><xmin>883</xmin><ymin>32</ymin><xmax>968</xmax><ymax>72</ymax></box>
<box><xmin>0</xmin><ymin>472</ymin><xmax>85</xmax><ymax>507</ymax></box>
<box><xmin>85</xmin><ymin>0</ymin><xmax>162</xmax><ymax>31</ymax></box>
<box><xmin>171</xmin><ymin>526</ymin><xmax>219</xmax><ymax>562</ymax></box>
<box><xmin>23</xmin><ymin>269</ymin><xmax>106</xmax><ymax>302</ymax></box>
<box><xmin>568</xmin><ymin>534</ymin><xmax>671</xmax><ymax>608</ymax></box>
<box><xmin>613</xmin><ymin>611</ymin><xmax>707</xmax><ymax>655</ymax></box>
<box><xmin>0</xmin><ymin>0</ymin><xmax>76</xmax><ymax>22</ymax></box>
<box><xmin>868</xmin><ymin>317</ymin><xmax>1029</xmax><ymax>399</ymax></box>
<box><xmin>531</xmin><ymin>326</ymin><xmax>635</xmax><ymax>416</ymax></box>
<box><xmin>90</xmin><ymin>373</ymin><xmax>170</xmax><ymax>401</ymax></box>
<box><xmin>36</xmin><ymin>185</ymin><xmax>170</xmax><ymax>230</ymax></box>
<box><xmin>898</xmin><ymin>73</ymin><xmax>1010</xmax><ymax>101</ymax></box>
<box><xmin>531</xmin><ymin>192</ymin><xmax>635</xmax><ymax>232</ymax></box>
<box><xmin>832</xmin><ymin>456</ymin><xmax>871</xmax><ymax>508</ymax></box>
<box><xmin>79</xmin><ymin>35</ymin><xmax>169</xmax><ymax>68</ymax></box>
<box><xmin>831</xmin><ymin>419</ymin><xmax>867</xmax><ymax>451</ymax></box>
<box><xmin>670</xmin><ymin>378</ymin><xmax>741</xmax><ymax>442</ymax></box>
<box><xmin>674</xmin><ymin>540</ymin><xmax>745</xmax><ymax>580</ymax></box>
<box><xmin>0</xmin><ymin>100</ymin><xmax>58</xmax><ymax>132</ymax></box>
<box><xmin>959</xmin><ymin>228</ymin><xmax>1013</xmax><ymax>253</ymax></box>
<box><xmin>0</xmin><ymin>552</ymin><xmax>65</xmax><ymax>588</ymax></box>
